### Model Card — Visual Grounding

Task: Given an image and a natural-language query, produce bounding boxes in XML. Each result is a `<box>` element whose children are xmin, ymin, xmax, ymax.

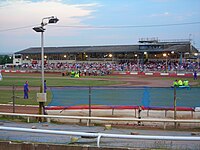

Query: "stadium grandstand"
<box><xmin>10</xmin><ymin>38</ymin><xmax>199</xmax><ymax>74</ymax></box>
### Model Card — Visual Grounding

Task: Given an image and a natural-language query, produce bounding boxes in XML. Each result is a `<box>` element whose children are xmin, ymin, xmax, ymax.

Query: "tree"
<box><xmin>0</xmin><ymin>55</ymin><xmax>13</xmax><ymax>65</ymax></box>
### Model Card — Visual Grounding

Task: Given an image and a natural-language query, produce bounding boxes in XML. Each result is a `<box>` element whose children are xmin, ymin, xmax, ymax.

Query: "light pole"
<box><xmin>163</xmin><ymin>53</ymin><xmax>167</xmax><ymax>72</ymax></box>
<box><xmin>194</xmin><ymin>52</ymin><xmax>200</xmax><ymax>70</ymax></box>
<box><xmin>33</xmin><ymin>16</ymin><xmax>59</xmax><ymax>116</ymax></box>
<box><xmin>198</xmin><ymin>52</ymin><xmax>200</xmax><ymax>70</ymax></box>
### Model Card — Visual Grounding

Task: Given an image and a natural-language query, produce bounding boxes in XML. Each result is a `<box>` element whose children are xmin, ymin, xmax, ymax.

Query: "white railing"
<box><xmin>0</xmin><ymin>126</ymin><xmax>200</xmax><ymax>147</ymax></box>
<box><xmin>1</xmin><ymin>112</ymin><xmax>200</xmax><ymax>129</ymax></box>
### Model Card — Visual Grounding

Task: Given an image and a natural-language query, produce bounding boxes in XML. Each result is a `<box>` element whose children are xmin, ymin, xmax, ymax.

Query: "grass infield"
<box><xmin>0</xmin><ymin>72</ymin><xmax>123</xmax><ymax>86</ymax></box>
<box><xmin>0</xmin><ymin>72</ymin><xmax>124</xmax><ymax>105</ymax></box>
<box><xmin>0</xmin><ymin>72</ymin><xmax>199</xmax><ymax>105</ymax></box>
<box><xmin>0</xmin><ymin>90</ymin><xmax>52</xmax><ymax>105</ymax></box>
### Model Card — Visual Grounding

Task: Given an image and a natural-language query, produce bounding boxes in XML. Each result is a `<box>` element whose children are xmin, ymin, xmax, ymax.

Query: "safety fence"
<box><xmin>1</xmin><ymin>112</ymin><xmax>200</xmax><ymax>129</ymax></box>
<box><xmin>1</xmin><ymin>69</ymin><xmax>200</xmax><ymax>77</ymax></box>
<box><xmin>49</xmin><ymin>86</ymin><xmax>200</xmax><ymax>107</ymax></box>
<box><xmin>1</xmin><ymin>86</ymin><xmax>200</xmax><ymax>120</ymax></box>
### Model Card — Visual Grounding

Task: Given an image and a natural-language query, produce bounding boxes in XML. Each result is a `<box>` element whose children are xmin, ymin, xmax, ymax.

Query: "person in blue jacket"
<box><xmin>194</xmin><ymin>70</ymin><xmax>197</xmax><ymax>80</ymax></box>
<box><xmin>24</xmin><ymin>81</ymin><xmax>29</xmax><ymax>99</ymax></box>
<box><xmin>44</xmin><ymin>80</ymin><xmax>47</xmax><ymax>93</ymax></box>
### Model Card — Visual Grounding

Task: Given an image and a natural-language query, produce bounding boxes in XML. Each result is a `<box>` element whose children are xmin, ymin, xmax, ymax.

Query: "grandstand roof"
<box><xmin>16</xmin><ymin>45</ymin><xmax>138</xmax><ymax>54</ymax></box>
<box><xmin>15</xmin><ymin>43</ymin><xmax>198</xmax><ymax>54</ymax></box>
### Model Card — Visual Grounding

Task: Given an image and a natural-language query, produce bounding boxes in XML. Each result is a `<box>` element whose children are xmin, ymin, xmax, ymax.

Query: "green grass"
<box><xmin>0</xmin><ymin>77</ymin><xmax>123</xmax><ymax>86</ymax></box>
<box><xmin>0</xmin><ymin>73</ymin><xmax>124</xmax><ymax>105</ymax></box>
<box><xmin>0</xmin><ymin>90</ymin><xmax>52</xmax><ymax>105</ymax></box>
<box><xmin>0</xmin><ymin>115</ymin><xmax>27</xmax><ymax>122</ymax></box>
<box><xmin>0</xmin><ymin>72</ymin><xmax>200</xmax><ymax>105</ymax></box>
<box><xmin>144</xmin><ymin>76</ymin><xmax>200</xmax><ymax>87</ymax></box>
<box><xmin>1</xmin><ymin>73</ymin><xmax>124</xmax><ymax>86</ymax></box>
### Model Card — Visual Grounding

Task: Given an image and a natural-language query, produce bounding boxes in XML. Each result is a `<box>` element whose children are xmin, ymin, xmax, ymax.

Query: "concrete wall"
<box><xmin>0</xmin><ymin>141</ymin><xmax>137</xmax><ymax>150</ymax></box>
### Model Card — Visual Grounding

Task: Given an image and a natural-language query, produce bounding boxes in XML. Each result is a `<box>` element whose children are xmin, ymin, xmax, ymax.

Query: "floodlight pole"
<box><xmin>33</xmin><ymin>16</ymin><xmax>59</xmax><ymax>117</ymax></box>
<box><xmin>41</xmin><ymin>31</ymin><xmax>44</xmax><ymax>94</ymax></box>
<box><xmin>39</xmin><ymin>31</ymin><xmax>44</xmax><ymax>118</ymax></box>
<box><xmin>88</xmin><ymin>86</ymin><xmax>91</xmax><ymax>126</ymax></box>
<box><xmin>163</xmin><ymin>53</ymin><xmax>167</xmax><ymax>73</ymax></box>
<box><xmin>165</xmin><ymin>57</ymin><xmax>167</xmax><ymax>73</ymax></box>
<box><xmin>198</xmin><ymin>52</ymin><xmax>200</xmax><ymax>69</ymax></box>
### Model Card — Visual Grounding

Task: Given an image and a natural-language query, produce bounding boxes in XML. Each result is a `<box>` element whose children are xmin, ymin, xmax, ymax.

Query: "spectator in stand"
<box><xmin>18</xmin><ymin>60</ymin><xmax>199</xmax><ymax>75</ymax></box>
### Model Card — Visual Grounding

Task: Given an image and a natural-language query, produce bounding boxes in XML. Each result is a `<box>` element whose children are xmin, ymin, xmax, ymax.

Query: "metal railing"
<box><xmin>1</xmin><ymin>112</ymin><xmax>200</xmax><ymax>129</ymax></box>
<box><xmin>0</xmin><ymin>126</ymin><xmax>200</xmax><ymax>147</ymax></box>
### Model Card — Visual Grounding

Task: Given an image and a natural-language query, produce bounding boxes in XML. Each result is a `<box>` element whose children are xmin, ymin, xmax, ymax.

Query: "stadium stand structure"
<box><xmin>1</xmin><ymin>38</ymin><xmax>197</xmax><ymax>76</ymax></box>
<box><xmin>13</xmin><ymin>38</ymin><xmax>198</xmax><ymax>64</ymax></box>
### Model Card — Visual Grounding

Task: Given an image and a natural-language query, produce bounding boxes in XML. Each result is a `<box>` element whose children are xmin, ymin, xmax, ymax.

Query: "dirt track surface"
<box><xmin>107</xmin><ymin>76</ymin><xmax>172</xmax><ymax>87</ymax></box>
<box><xmin>0</xmin><ymin>105</ymin><xmax>38</xmax><ymax>114</ymax></box>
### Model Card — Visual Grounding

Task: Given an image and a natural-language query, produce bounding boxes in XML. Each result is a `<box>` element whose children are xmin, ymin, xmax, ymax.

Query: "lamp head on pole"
<box><xmin>48</xmin><ymin>17</ymin><xmax>59</xmax><ymax>24</ymax></box>
<box><xmin>33</xmin><ymin>26</ymin><xmax>45</xmax><ymax>32</ymax></box>
<box><xmin>33</xmin><ymin>16</ymin><xmax>59</xmax><ymax>33</ymax></box>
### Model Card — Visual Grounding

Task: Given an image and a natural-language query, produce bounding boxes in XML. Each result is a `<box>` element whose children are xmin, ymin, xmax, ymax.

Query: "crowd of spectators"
<box><xmin>4</xmin><ymin>60</ymin><xmax>200</xmax><ymax>76</ymax></box>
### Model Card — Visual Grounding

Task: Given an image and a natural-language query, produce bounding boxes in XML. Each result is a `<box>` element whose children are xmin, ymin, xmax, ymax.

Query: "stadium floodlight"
<box><xmin>33</xmin><ymin>26</ymin><xmax>45</xmax><ymax>32</ymax></box>
<box><xmin>33</xmin><ymin>16</ymin><xmax>59</xmax><ymax>117</ymax></box>
<box><xmin>48</xmin><ymin>17</ymin><xmax>59</xmax><ymax>24</ymax></box>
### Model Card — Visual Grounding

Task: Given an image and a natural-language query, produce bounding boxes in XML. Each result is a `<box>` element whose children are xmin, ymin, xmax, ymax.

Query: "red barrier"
<box><xmin>0</xmin><ymin>70</ymin><xmax>196</xmax><ymax>78</ymax></box>
<box><xmin>153</xmin><ymin>72</ymin><xmax>161</xmax><ymax>77</ymax></box>
<box><xmin>184</xmin><ymin>73</ymin><xmax>193</xmax><ymax>77</ymax></box>
<box><xmin>138</xmin><ymin>72</ymin><xmax>145</xmax><ymax>76</ymax></box>
<box><xmin>169</xmin><ymin>73</ymin><xmax>177</xmax><ymax>77</ymax></box>
<box><xmin>46</xmin><ymin>105</ymin><xmax>194</xmax><ymax>111</ymax></box>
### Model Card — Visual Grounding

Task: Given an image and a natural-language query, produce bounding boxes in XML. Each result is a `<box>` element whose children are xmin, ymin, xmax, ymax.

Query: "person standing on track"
<box><xmin>44</xmin><ymin>80</ymin><xmax>47</xmax><ymax>93</ymax></box>
<box><xmin>0</xmin><ymin>72</ymin><xmax>2</xmax><ymax>81</ymax></box>
<box><xmin>24</xmin><ymin>81</ymin><xmax>29</xmax><ymax>99</ymax></box>
<box><xmin>194</xmin><ymin>70</ymin><xmax>197</xmax><ymax>80</ymax></box>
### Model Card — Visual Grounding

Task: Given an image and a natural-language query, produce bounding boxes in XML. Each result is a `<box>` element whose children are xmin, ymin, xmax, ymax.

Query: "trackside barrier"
<box><xmin>2</xmin><ymin>70</ymin><xmax>198</xmax><ymax>77</ymax></box>
<box><xmin>0</xmin><ymin>126</ymin><xmax>200</xmax><ymax>148</ymax></box>
<box><xmin>1</xmin><ymin>112</ymin><xmax>200</xmax><ymax>129</ymax></box>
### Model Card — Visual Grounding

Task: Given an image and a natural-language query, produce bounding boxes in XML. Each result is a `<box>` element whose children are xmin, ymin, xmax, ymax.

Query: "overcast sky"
<box><xmin>0</xmin><ymin>0</ymin><xmax>200</xmax><ymax>54</ymax></box>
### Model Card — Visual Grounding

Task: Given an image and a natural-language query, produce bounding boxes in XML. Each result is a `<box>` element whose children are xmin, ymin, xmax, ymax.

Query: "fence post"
<box><xmin>12</xmin><ymin>84</ymin><xmax>15</xmax><ymax>113</ymax></box>
<box><xmin>27</xmin><ymin>117</ymin><xmax>30</xmax><ymax>123</ymax></box>
<box><xmin>138</xmin><ymin>106</ymin><xmax>142</xmax><ymax>126</ymax></box>
<box><xmin>174</xmin><ymin>86</ymin><xmax>177</xmax><ymax>128</ymax></box>
<box><xmin>112</xmin><ymin>108</ymin><xmax>114</xmax><ymax>115</ymax></box>
<box><xmin>88</xmin><ymin>86</ymin><xmax>91</xmax><ymax>126</ymax></box>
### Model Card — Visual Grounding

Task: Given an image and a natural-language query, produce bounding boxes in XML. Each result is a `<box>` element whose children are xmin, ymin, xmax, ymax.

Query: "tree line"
<box><xmin>0</xmin><ymin>55</ymin><xmax>13</xmax><ymax>65</ymax></box>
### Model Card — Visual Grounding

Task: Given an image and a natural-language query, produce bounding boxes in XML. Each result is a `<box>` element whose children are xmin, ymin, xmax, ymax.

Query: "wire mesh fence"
<box><xmin>49</xmin><ymin>86</ymin><xmax>200</xmax><ymax>108</ymax></box>
<box><xmin>1</xmin><ymin>85</ymin><xmax>199</xmax><ymax>115</ymax></box>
